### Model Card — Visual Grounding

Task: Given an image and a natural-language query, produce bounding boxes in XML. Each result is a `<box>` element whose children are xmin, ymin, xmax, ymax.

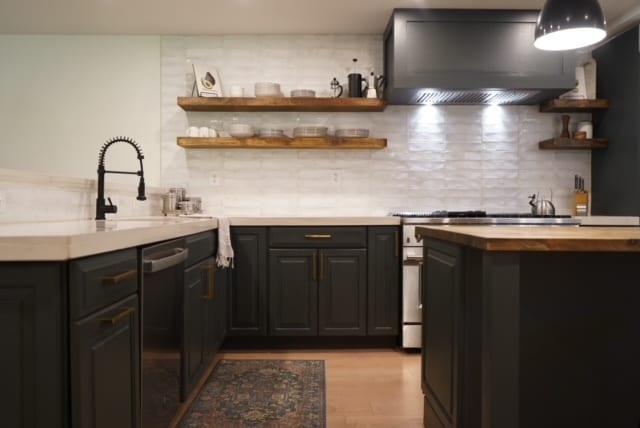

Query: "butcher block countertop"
<box><xmin>0</xmin><ymin>217</ymin><xmax>218</xmax><ymax>261</ymax></box>
<box><xmin>415</xmin><ymin>225</ymin><xmax>640</xmax><ymax>252</ymax></box>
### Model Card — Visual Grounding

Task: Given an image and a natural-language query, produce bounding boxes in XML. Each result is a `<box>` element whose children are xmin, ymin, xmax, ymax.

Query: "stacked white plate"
<box><xmin>255</xmin><ymin>82</ymin><xmax>282</xmax><ymax>97</ymax></box>
<box><xmin>228</xmin><ymin>123</ymin><xmax>254</xmax><ymax>138</ymax></box>
<box><xmin>259</xmin><ymin>128</ymin><xmax>285</xmax><ymax>138</ymax></box>
<box><xmin>335</xmin><ymin>128</ymin><xmax>370</xmax><ymax>138</ymax></box>
<box><xmin>290</xmin><ymin>89</ymin><xmax>316</xmax><ymax>98</ymax></box>
<box><xmin>293</xmin><ymin>126</ymin><xmax>328</xmax><ymax>137</ymax></box>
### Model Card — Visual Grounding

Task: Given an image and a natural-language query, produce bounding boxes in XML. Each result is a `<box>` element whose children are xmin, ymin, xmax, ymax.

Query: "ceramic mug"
<box><xmin>199</xmin><ymin>126</ymin><xmax>210</xmax><ymax>137</ymax></box>
<box><xmin>187</xmin><ymin>126</ymin><xmax>199</xmax><ymax>137</ymax></box>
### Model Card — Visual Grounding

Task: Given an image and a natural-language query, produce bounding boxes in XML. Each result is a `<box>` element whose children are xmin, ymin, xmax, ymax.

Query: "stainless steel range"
<box><xmin>393</xmin><ymin>210</ymin><xmax>580</xmax><ymax>348</ymax></box>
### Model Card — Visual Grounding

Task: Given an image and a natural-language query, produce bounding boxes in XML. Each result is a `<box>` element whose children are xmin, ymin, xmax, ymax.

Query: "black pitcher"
<box><xmin>348</xmin><ymin>73</ymin><xmax>368</xmax><ymax>97</ymax></box>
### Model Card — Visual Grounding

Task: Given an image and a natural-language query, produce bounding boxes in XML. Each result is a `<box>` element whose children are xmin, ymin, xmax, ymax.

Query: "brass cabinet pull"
<box><xmin>99</xmin><ymin>307</ymin><xmax>135</xmax><ymax>326</ymax></box>
<box><xmin>319</xmin><ymin>252</ymin><xmax>324</xmax><ymax>281</ymax></box>
<box><xmin>312</xmin><ymin>253</ymin><xmax>317</xmax><ymax>281</ymax></box>
<box><xmin>101</xmin><ymin>269</ymin><xmax>136</xmax><ymax>286</ymax></box>
<box><xmin>203</xmin><ymin>263</ymin><xmax>216</xmax><ymax>300</ymax></box>
<box><xmin>394</xmin><ymin>230</ymin><xmax>399</xmax><ymax>258</ymax></box>
<box><xmin>304</xmin><ymin>234</ymin><xmax>332</xmax><ymax>239</ymax></box>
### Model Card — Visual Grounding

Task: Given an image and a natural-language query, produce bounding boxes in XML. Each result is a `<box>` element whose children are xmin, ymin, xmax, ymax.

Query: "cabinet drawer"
<box><xmin>70</xmin><ymin>248</ymin><xmax>138</xmax><ymax>320</ymax></box>
<box><xmin>269</xmin><ymin>227</ymin><xmax>366</xmax><ymax>248</ymax></box>
<box><xmin>185</xmin><ymin>231</ymin><xmax>216</xmax><ymax>267</ymax></box>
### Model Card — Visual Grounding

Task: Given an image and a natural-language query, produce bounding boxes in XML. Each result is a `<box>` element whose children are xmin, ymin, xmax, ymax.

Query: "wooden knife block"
<box><xmin>573</xmin><ymin>192</ymin><xmax>589</xmax><ymax>216</ymax></box>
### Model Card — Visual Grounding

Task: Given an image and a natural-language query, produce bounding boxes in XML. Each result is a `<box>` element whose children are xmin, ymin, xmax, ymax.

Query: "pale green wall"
<box><xmin>0</xmin><ymin>35</ymin><xmax>161</xmax><ymax>185</ymax></box>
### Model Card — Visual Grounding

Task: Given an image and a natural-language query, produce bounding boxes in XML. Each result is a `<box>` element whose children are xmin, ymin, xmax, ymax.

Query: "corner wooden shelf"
<box><xmin>177</xmin><ymin>136</ymin><xmax>387</xmax><ymax>149</ymax></box>
<box><xmin>539</xmin><ymin>99</ymin><xmax>609</xmax><ymax>113</ymax></box>
<box><xmin>538</xmin><ymin>138</ymin><xmax>608</xmax><ymax>150</ymax></box>
<box><xmin>177</xmin><ymin>96</ymin><xmax>387</xmax><ymax>112</ymax></box>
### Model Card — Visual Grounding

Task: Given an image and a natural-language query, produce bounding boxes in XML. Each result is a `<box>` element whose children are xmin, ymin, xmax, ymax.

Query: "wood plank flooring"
<box><xmin>172</xmin><ymin>349</ymin><xmax>423</xmax><ymax>428</ymax></box>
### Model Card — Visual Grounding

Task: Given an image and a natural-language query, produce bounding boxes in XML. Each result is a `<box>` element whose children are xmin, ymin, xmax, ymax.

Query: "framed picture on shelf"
<box><xmin>192</xmin><ymin>62</ymin><xmax>222</xmax><ymax>97</ymax></box>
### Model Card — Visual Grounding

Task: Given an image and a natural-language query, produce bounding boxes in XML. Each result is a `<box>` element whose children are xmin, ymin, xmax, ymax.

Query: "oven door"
<box><xmin>403</xmin><ymin>246</ymin><xmax>423</xmax><ymax>348</ymax></box>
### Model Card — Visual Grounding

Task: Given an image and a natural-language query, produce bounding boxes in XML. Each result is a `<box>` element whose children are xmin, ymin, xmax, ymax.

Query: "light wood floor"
<box><xmin>195</xmin><ymin>349</ymin><xmax>424</xmax><ymax>428</ymax></box>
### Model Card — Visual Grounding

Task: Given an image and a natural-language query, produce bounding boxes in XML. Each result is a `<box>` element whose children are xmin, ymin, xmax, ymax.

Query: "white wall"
<box><xmin>161</xmin><ymin>35</ymin><xmax>591</xmax><ymax>216</ymax></box>
<box><xmin>0</xmin><ymin>35</ymin><xmax>162</xmax><ymax>186</ymax></box>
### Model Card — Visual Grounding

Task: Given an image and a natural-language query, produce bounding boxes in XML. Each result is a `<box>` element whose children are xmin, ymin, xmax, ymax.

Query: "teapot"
<box><xmin>529</xmin><ymin>191</ymin><xmax>556</xmax><ymax>216</ymax></box>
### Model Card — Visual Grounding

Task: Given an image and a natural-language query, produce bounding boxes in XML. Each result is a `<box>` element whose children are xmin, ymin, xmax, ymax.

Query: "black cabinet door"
<box><xmin>367</xmin><ymin>227</ymin><xmax>400</xmax><ymax>335</ymax></box>
<box><xmin>228</xmin><ymin>227</ymin><xmax>267</xmax><ymax>336</ymax></box>
<box><xmin>423</xmin><ymin>240</ymin><xmax>463</xmax><ymax>428</ymax></box>
<box><xmin>0</xmin><ymin>263</ymin><xmax>66</xmax><ymax>428</ymax></box>
<box><xmin>318</xmin><ymin>249</ymin><xmax>367</xmax><ymax>336</ymax></box>
<box><xmin>212</xmin><ymin>264</ymin><xmax>228</xmax><ymax>349</ymax></box>
<box><xmin>268</xmin><ymin>249</ymin><xmax>318</xmax><ymax>336</ymax></box>
<box><xmin>71</xmin><ymin>293</ymin><xmax>140</xmax><ymax>428</ymax></box>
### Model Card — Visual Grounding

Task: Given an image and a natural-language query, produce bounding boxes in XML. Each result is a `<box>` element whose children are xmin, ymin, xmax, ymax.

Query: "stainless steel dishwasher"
<box><xmin>140</xmin><ymin>238</ymin><xmax>188</xmax><ymax>428</ymax></box>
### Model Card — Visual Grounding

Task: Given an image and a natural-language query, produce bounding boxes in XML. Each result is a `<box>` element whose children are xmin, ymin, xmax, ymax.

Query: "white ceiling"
<box><xmin>0</xmin><ymin>0</ymin><xmax>638</xmax><ymax>36</ymax></box>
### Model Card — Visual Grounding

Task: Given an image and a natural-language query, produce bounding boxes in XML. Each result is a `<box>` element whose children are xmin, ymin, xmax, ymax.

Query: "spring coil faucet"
<box><xmin>95</xmin><ymin>136</ymin><xmax>146</xmax><ymax>220</ymax></box>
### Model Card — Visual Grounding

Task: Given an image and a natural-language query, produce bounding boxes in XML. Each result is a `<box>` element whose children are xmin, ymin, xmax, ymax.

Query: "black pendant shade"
<box><xmin>534</xmin><ymin>0</ymin><xmax>606</xmax><ymax>50</ymax></box>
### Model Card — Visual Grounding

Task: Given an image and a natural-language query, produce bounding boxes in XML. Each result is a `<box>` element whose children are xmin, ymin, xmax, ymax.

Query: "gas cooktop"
<box><xmin>389</xmin><ymin>210</ymin><xmax>579</xmax><ymax>225</ymax></box>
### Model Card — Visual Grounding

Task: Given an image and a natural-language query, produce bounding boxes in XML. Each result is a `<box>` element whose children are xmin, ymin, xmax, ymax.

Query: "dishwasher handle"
<box><xmin>143</xmin><ymin>247</ymin><xmax>189</xmax><ymax>273</ymax></box>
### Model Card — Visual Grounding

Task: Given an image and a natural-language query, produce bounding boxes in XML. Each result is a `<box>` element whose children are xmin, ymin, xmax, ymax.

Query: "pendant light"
<box><xmin>534</xmin><ymin>0</ymin><xmax>607</xmax><ymax>51</ymax></box>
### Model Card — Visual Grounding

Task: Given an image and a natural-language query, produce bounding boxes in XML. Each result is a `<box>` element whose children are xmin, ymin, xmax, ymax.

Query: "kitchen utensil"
<box><xmin>330</xmin><ymin>77</ymin><xmax>343</xmax><ymax>98</ymax></box>
<box><xmin>161</xmin><ymin>192</ymin><xmax>177</xmax><ymax>215</ymax></box>
<box><xmin>348</xmin><ymin>73</ymin><xmax>368</xmax><ymax>97</ymax></box>
<box><xmin>528</xmin><ymin>191</ymin><xmax>556</xmax><ymax>216</ymax></box>
<box><xmin>560</xmin><ymin>115</ymin><xmax>570</xmax><ymax>138</ymax></box>
<box><xmin>169</xmin><ymin>187</ymin><xmax>186</xmax><ymax>202</ymax></box>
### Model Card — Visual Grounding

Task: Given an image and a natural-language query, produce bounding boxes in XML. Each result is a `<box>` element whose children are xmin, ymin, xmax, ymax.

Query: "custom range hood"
<box><xmin>383</xmin><ymin>9</ymin><xmax>578</xmax><ymax>105</ymax></box>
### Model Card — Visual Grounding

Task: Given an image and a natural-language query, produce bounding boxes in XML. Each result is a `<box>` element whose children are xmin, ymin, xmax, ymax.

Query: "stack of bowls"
<box><xmin>293</xmin><ymin>126</ymin><xmax>328</xmax><ymax>137</ymax></box>
<box><xmin>259</xmin><ymin>128</ymin><xmax>286</xmax><ymax>138</ymax></box>
<box><xmin>228</xmin><ymin>123</ymin><xmax>254</xmax><ymax>138</ymax></box>
<box><xmin>254</xmin><ymin>82</ymin><xmax>282</xmax><ymax>97</ymax></box>
<box><xmin>290</xmin><ymin>89</ymin><xmax>316</xmax><ymax>98</ymax></box>
<box><xmin>335</xmin><ymin>128</ymin><xmax>370</xmax><ymax>138</ymax></box>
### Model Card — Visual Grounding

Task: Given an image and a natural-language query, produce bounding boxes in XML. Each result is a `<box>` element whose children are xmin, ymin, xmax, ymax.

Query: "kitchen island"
<box><xmin>415</xmin><ymin>225</ymin><xmax>640</xmax><ymax>428</ymax></box>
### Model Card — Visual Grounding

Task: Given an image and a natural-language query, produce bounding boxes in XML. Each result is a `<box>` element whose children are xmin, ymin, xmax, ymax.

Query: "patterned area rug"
<box><xmin>180</xmin><ymin>359</ymin><xmax>326</xmax><ymax>428</ymax></box>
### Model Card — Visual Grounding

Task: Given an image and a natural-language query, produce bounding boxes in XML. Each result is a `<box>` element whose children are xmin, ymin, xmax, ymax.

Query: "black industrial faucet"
<box><xmin>95</xmin><ymin>136</ymin><xmax>146</xmax><ymax>220</ymax></box>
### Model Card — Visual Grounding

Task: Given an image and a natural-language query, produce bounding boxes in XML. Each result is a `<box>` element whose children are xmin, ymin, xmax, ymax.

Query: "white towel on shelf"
<box><xmin>216</xmin><ymin>217</ymin><xmax>234</xmax><ymax>268</ymax></box>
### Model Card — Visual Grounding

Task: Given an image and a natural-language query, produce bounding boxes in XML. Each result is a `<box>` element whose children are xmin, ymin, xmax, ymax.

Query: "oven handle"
<box><xmin>418</xmin><ymin>261</ymin><xmax>423</xmax><ymax>309</ymax></box>
<box><xmin>143</xmin><ymin>248</ymin><xmax>189</xmax><ymax>273</ymax></box>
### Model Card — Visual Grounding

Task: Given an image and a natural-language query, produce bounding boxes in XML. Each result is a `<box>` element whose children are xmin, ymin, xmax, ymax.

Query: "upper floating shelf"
<box><xmin>539</xmin><ymin>99</ymin><xmax>609</xmax><ymax>113</ymax></box>
<box><xmin>177</xmin><ymin>97</ymin><xmax>387</xmax><ymax>112</ymax></box>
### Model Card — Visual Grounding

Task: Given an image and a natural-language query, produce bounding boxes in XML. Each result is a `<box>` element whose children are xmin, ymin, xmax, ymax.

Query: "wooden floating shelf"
<box><xmin>538</xmin><ymin>137</ymin><xmax>609</xmax><ymax>150</ymax></box>
<box><xmin>177</xmin><ymin>96</ymin><xmax>387</xmax><ymax>112</ymax></box>
<box><xmin>539</xmin><ymin>98</ymin><xmax>609</xmax><ymax>113</ymax></box>
<box><xmin>177</xmin><ymin>136</ymin><xmax>387</xmax><ymax>149</ymax></box>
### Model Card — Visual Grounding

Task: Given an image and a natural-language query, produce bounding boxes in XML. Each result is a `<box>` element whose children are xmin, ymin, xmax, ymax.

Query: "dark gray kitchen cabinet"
<box><xmin>228</xmin><ymin>227</ymin><xmax>268</xmax><ymax>336</ymax></box>
<box><xmin>422</xmin><ymin>239</ymin><xmax>463</xmax><ymax>428</ymax></box>
<box><xmin>269</xmin><ymin>247</ymin><xmax>367</xmax><ymax>336</ymax></box>
<box><xmin>269</xmin><ymin>249</ymin><xmax>318</xmax><ymax>335</ymax></box>
<box><xmin>71</xmin><ymin>294</ymin><xmax>139</xmax><ymax>428</ymax></box>
<box><xmin>182</xmin><ymin>231</ymin><xmax>220</xmax><ymax>399</ymax></box>
<box><xmin>70</xmin><ymin>248</ymin><xmax>140</xmax><ymax>428</ymax></box>
<box><xmin>592</xmin><ymin>25</ymin><xmax>640</xmax><ymax>215</ymax></box>
<box><xmin>367</xmin><ymin>227</ymin><xmax>400</xmax><ymax>335</ymax></box>
<box><xmin>0</xmin><ymin>263</ymin><xmax>67</xmax><ymax>428</ymax></box>
<box><xmin>268</xmin><ymin>227</ymin><xmax>368</xmax><ymax>336</ymax></box>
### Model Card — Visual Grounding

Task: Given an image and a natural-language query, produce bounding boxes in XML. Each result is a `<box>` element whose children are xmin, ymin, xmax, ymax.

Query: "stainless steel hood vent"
<box><xmin>383</xmin><ymin>9</ymin><xmax>578</xmax><ymax>105</ymax></box>
<box><xmin>414</xmin><ymin>89</ymin><xmax>541</xmax><ymax>105</ymax></box>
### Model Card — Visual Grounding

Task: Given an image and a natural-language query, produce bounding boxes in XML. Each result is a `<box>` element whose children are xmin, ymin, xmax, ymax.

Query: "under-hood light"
<box><xmin>534</xmin><ymin>0</ymin><xmax>607</xmax><ymax>51</ymax></box>
<box><xmin>415</xmin><ymin>90</ymin><xmax>541</xmax><ymax>105</ymax></box>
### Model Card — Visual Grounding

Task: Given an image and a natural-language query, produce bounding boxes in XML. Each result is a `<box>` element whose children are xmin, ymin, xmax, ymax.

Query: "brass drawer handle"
<box><xmin>203</xmin><ymin>263</ymin><xmax>216</xmax><ymax>300</ymax></box>
<box><xmin>99</xmin><ymin>307</ymin><xmax>135</xmax><ymax>326</ymax></box>
<box><xmin>304</xmin><ymin>234</ymin><xmax>332</xmax><ymax>239</ymax></box>
<box><xmin>102</xmin><ymin>269</ymin><xmax>137</xmax><ymax>286</ymax></box>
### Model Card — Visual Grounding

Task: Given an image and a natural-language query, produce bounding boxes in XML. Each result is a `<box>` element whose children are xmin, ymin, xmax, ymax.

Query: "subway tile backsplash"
<box><xmin>161</xmin><ymin>35</ymin><xmax>591</xmax><ymax>216</ymax></box>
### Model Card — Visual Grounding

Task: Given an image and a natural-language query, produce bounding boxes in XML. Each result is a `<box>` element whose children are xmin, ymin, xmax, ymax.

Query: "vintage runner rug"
<box><xmin>180</xmin><ymin>359</ymin><xmax>326</xmax><ymax>427</ymax></box>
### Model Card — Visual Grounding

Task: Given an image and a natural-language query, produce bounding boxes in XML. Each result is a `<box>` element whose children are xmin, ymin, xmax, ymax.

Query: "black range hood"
<box><xmin>383</xmin><ymin>9</ymin><xmax>578</xmax><ymax>105</ymax></box>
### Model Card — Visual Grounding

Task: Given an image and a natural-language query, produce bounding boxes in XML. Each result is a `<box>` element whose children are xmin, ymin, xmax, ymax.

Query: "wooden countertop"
<box><xmin>415</xmin><ymin>225</ymin><xmax>640</xmax><ymax>252</ymax></box>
